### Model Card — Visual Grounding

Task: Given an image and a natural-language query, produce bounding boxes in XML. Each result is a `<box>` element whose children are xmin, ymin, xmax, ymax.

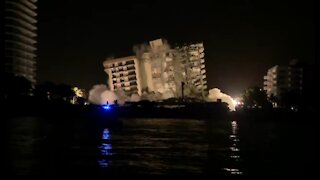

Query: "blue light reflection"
<box><xmin>102</xmin><ymin>104</ymin><xmax>111</xmax><ymax>110</ymax></box>
<box><xmin>98</xmin><ymin>128</ymin><xmax>113</xmax><ymax>168</ymax></box>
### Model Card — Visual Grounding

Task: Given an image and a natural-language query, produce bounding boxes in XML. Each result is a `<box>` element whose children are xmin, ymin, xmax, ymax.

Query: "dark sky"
<box><xmin>37</xmin><ymin>0</ymin><xmax>315</xmax><ymax>96</ymax></box>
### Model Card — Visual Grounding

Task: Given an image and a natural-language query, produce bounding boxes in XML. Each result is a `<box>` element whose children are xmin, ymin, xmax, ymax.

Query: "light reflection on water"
<box><xmin>97</xmin><ymin>119</ymin><xmax>209</xmax><ymax>175</ymax></box>
<box><xmin>223</xmin><ymin>168</ymin><xmax>243</xmax><ymax>175</ymax></box>
<box><xmin>223</xmin><ymin>120</ymin><xmax>243</xmax><ymax>175</ymax></box>
<box><xmin>97</xmin><ymin>118</ymin><xmax>243</xmax><ymax>175</ymax></box>
<box><xmin>98</xmin><ymin>128</ymin><xmax>112</xmax><ymax>168</ymax></box>
<box><xmin>102</xmin><ymin>128</ymin><xmax>110</xmax><ymax>140</ymax></box>
<box><xmin>8</xmin><ymin>115</ymin><xmax>316</xmax><ymax>175</ymax></box>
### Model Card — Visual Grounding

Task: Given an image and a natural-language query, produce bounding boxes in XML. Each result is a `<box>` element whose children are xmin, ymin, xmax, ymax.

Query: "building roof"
<box><xmin>103</xmin><ymin>55</ymin><xmax>137</xmax><ymax>67</ymax></box>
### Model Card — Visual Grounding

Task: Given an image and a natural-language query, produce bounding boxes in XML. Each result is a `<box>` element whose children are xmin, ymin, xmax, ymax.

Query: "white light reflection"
<box><xmin>231</xmin><ymin>121</ymin><xmax>237</xmax><ymax>134</ymax></box>
<box><xmin>224</xmin><ymin>120</ymin><xmax>243</xmax><ymax>175</ymax></box>
<box><xmin>224</xmin><ymin>168</ymin><xmax>242</xmax><ymax>173</ymax></box>
<box><xmin>230</xmin><ymin>155</ymin><xmax>240</xmax><ymax>159</ymax></box>
<box><xmin>230</xmin><ymin>147</ymin><xmax>240</xmax><ymax>152</ymax></box>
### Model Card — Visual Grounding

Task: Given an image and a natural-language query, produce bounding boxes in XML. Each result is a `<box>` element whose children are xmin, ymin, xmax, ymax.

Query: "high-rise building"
<box><xmin>103</xmin><ymin>38</ymin><xmax>208</xmax><ymax>100</ymax></box>
<box><xmin>103</xmin><ymin>56</ymin><xmax>142</xmax><ymax>96</ymax></box>
<box><xmin>140</xmin><ymin>39</ymin><xmax>177</xmax><ymax>97</ymax></box>
<box><xmin>182</xmin><ymin>43</ymin><xmax>207</xmax><ymax>99</ymax></box>
<box><xmin>141</xmin><ymin>39</ymin><xmax>208</xmax><ymax>99</ymax></box>
<box><xmin>5</xmin><ymin>0</ymin><xmax>38</xmax><ymax>83</ymax></box>
<box><xmin>263</xmin><ymin>63</ymin><xmax>303</xmax><ymax>98</ymax></box>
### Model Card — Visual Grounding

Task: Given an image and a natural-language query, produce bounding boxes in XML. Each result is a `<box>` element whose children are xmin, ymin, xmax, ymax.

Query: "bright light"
<box><xmin>102</xmin><ymin>104</ymin><xmax>111</xmax><ymax>110</ymax></box>
<box><xmin>73</xmin><ymin>87</ymin><xmax>84</xmax><ymax>97</ymax></box>
<box><xmin>232</xmin><ymin>99</ymin><xmax>240</xmax><ymax>106</ymax></box>
<box><xmin>232</xmin><ymin>97</ymin><xmax>243</xmax><ymax>107</ymax></box>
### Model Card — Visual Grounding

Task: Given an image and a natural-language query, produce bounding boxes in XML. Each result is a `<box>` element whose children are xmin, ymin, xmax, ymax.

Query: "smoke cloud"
<box><xmin>207</xmin><ymin>88</ymin><xmax>235</xmax><ymax>111</ymax></box>
<box><xmin>114</xmin><ymin>89</ymin><xmax>128</xmax><ymax>105</ymax></box>
<box><xmin>88</xmin><ymin>84</ymin><xmax>118</xmax><ymax>105</ymax></box>
<box><xmin>89</xmin><ymin>84</ymin><xmax>143</xmax><ymax>105</ymax></box>
<box><xmin>133</xmin><ymin>43</ymin><xmax>150</xmax><ymax>60</ymax></box>
<box><xmin>89</xmin><ymin>85</ymin><xmax>236</xmax><ymax>111</ymax></box>
<box><xmin>140</xmin><ymin>91</ymin><xmax>162</xmax><ymax>101</ymax></box>
<box><xmin>130</xmin><ymin>94</ymin><xmax>141</xmax><ymax>102</ymax></box>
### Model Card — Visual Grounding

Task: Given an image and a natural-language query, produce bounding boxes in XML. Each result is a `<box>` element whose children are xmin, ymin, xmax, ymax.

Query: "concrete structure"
<box><xmin>103</xmin><ymin>38</ymin><xmax>208</xmax><ymax>100</ymax></box>
<box><xmin>264</xmin><ymin>64</ymin><xmax>303</xmax><ymax>97</ymax></box>
<box><xmin>103</xmin><ymin>56</ymin><xmax>142</xmax><ymax>96</ymax></box>
<box><xmin>141</xmin><ymin>39</ymin><xmax>208</xmax><ymax>99</ymax></box>
<box><xmin>183</xmin><ymin>42</ymin><xmax>207</xmax><ymax>99</ymax></box>
<box><xmin>5</xmin><ymin>0</ymin><xmax>38</xmax><ymax>83</ymax></box>
<box><xmin>140</xmin><ymin>39</ymin><xmax>177</xmax><ymax>97</ymax></box>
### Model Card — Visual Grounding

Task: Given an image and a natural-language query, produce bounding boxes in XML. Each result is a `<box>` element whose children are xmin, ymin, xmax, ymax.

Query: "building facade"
<box><xmin>141</xmin><ymin>39</ymin><xmax>208</xmax><ymax>99</ymax></box>
<box><xmin>5</xmin><ymin>0</ymin><xmax>38</xmax><ymax>83</ymax></box>
<box><xmin>140</xmin><ymin>39</ymin><xmax>177</xmax><ymax>97</ymax></box>
<box><xmin>103</xmin><ymin>56</ymin><xmax>142</xmax><ymax>96</ymax></box>
<box><xmin>183</xmin><ymin>42</ymin><xmax>207</xmax><ymax>99</ymax></box>
<box><xmin>103</xmin><ymin>38</ymin><xmax>208</xmax><ymax>100</ymax></box>
<box><xmin>263</xmin><ymin>64</ymin><xmax>303</xmax><ymax>97</ymax></box>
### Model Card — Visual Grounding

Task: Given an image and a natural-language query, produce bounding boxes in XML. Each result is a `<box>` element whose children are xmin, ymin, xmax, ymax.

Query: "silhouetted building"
<box><xmin>5</xmin><ymin>0</ymin><xmax>38</xmax><ymax>83</ymax></box>
<box><xmin>264</xmin><ymin>65</ymin><xmax>303</xmax><ymax>97</ymax></box>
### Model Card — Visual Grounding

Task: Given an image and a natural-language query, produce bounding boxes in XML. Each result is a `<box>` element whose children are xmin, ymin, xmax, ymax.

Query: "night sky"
<box><xmin>37</xmin><ymin>0</ymin><xmax>314</xmax><ymax>96</ymax></box>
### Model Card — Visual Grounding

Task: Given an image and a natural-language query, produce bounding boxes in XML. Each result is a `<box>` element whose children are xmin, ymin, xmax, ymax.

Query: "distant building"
<box><xmin>102</xmin><ymin>38</ymin><xmax>208</xmax><ymax>100</ymax></box>
<box><xmin>263</xmin><ymin>61</ymin><xmax>303</xmax><ymax>98</ymax></box>
<box><xmin>103</xmin><ymin>56</ymin><xmax>142</xmax><ymax>96</ymax></box>
<box><xmin>5</xmin><ymin>0</ymin><xmax>38</xmax><ymax>83</ymax></box>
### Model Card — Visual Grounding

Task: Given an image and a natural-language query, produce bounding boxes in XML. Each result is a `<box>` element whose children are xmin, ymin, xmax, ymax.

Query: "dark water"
<box><xmin>5</xmin><ymin>116</ymin><xmax>317</xmax><ymax>176</ymax></box>
<box><xmin>97</xmin><ymin>118</ymin><xmax>242</xmax><ymax>176</ymax></box>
